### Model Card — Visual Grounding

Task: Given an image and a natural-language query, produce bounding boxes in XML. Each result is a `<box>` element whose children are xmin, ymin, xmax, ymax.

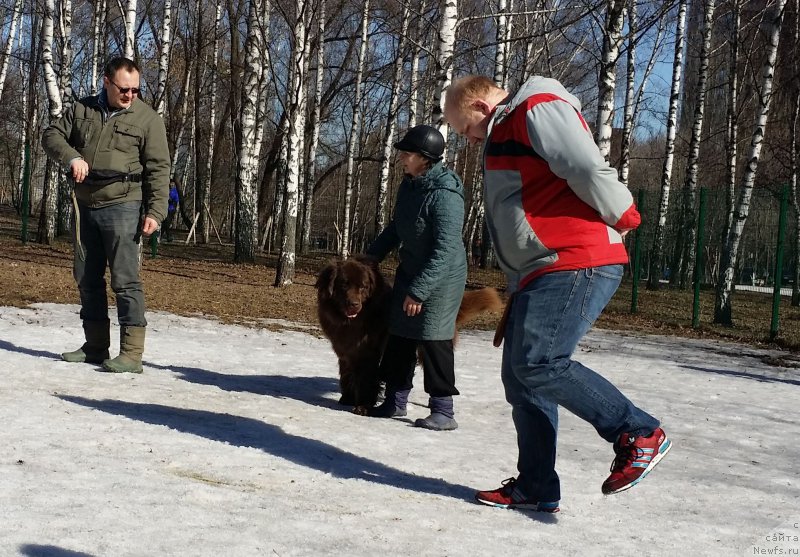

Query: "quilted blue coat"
<box><xmin>367</xmin><ymin>162</ymin><xmax>467</xmax><ymax>340</ymax></box>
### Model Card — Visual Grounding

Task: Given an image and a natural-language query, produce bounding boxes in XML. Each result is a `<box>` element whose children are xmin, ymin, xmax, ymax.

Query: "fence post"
<box><xmin>21</xmin><ymin>141</ymin><xmax>31</xmax><ymax>243</ymax></box>
<box><xmin>770</xmin><ymin>184</ymin><xmax>789</xmax><ymax>341</ymax></box>
<box><xmin>692</xmin><ymin>187</ymin><xmax>707</xmax><ymax>328</ymax></box>
<box><xmin>631</xmin><ymin>189</ymin><xmax>644</xmax><ymax>313</ymax></box>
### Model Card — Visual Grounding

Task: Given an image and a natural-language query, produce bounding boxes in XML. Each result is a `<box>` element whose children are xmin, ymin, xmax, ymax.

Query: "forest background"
<box><xmin>1</xmin><ymin>0</ymin><xmax>800</xmax><ymax>344</ymax></box>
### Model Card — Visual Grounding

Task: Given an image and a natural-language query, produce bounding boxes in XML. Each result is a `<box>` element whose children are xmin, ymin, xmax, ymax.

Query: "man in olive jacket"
<box><xmin>42</xmin><ymin>57</ymin><xmax>170</xmax><ymax>374</ymax></box>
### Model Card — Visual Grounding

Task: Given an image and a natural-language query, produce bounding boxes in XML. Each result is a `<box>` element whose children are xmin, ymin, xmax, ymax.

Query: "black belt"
<box><xmin>79</xmin><ymin>171</ymin><xmax>143</xmax><ymax>187</ymax></box>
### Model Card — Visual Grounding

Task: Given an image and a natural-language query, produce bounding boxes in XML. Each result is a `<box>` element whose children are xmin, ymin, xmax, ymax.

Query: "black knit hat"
<box><xmin>394</xmin><ymin>125</ymin><xmax>445</xmax><ymax>161</ymax></box>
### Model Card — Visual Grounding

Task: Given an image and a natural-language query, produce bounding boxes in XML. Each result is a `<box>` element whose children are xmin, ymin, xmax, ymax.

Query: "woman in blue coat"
<box><xmin>366</xmin><ymin>125</ymin><xmax>468</xmax><ymax>431</ymax></box>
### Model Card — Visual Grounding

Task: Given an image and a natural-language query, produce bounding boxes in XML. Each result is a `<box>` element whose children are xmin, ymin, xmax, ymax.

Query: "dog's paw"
<box><xmin>352</xmin><ymin>405</ymin><xmax>370</xmax><ymax>416</ymax></box>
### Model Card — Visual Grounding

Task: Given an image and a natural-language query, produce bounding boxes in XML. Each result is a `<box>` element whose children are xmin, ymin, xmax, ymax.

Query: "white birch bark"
<box><xmin>124</xmin><ymin>0</ymin><xmax>136</xmax><ymax>59</ymax></box>
<box><xmin>201</xmin><ymin>0</ymin><xmax>222</xmax><ymax>241</ymax></box>
<box><xmin>723</xmin><ymin>0</ymin><xmax>740</xmax><ymax>243</ymax></box>
<box><xmin>595</xmin><ymin>0</ymin><xmax>625</xmax><ymax>160</ymax></box>
<box><xmin>714</xmin><ymin>0</ymin><xmax>787</xmax><ymax>324</ymax></box>
<box><xmin>300</xmin><ymin>0</ymin><xmax>326</xmax><ymax>253</ymax></box>
<box><xmin>0</xmin><ymin>0</ymin><xmax>23</xmax><ymax>104</ymax></box>
<box><xmin>619</xmin><ymin>0</ymin><xmax>636</xmax><ymax>186</ymax></box>
<box><xmin>39</xmin><ymin>0</ymin><xmax>60</xmax><ymax>244</ymax></box>
<box><xmin>275</xmin><ymin>0</ymin><xmax>309</xmax><ymax>286</ymax></box>
<box><xmin>432</xmin><ymin>0</ymin><xmax>457</xmax><ymax>140</ymax></box>
<box><xmin>340</xmin><ymin>0</ymin><xmax>370</xmax><ymax>257</ymax></box>
<box><xmin>647</xmin><ymin>0</ymin><xmax>687</xmax><ymax>289</ymax></box>
<box><xmin>251</xmin><ymin>0</ymin><xmax>272</xmax><ymax>161</ymax></box>
<box><xmin>408</xmin><ymin>0</ymin><xmax>427</xmax><ymax>129</ymax></box>
<box><xmin>376</xmin><ymin>3</ymin><xmax>410</xmax><ymax>235</ymax></box>
<box><xmin>493</xmin><ymin>0</ymin><xmax>509</xmax><ymax>88</ymax></box>
<box><xmin>57</xmin><ymin>0</ymin><xmax>74</xmax><ymax>235</ymax></box>
<box><xmin>90</xmin><ymin>0</ymin><xmax>106</xmax><ymax>91</ymax></box>
<box><xmin>679</xmin><ymin>0</ymin><xmax>716</xmax><ymax>285</ymax></box>
<box><xmin>234</xmin><ymin>0</ymin><xmax>266</xmax><ymax>262</ymax></box>
<box><xmin>155</xmin><ymin>0</ymin><xmax>172</xmax><ymax>117</ymax></box>
<box><xmin>192</xmin><ymin>0</ymin><xmax>208</xmax><ymax>242</ymax></box>
<box><xmin>17</xmin><ymin>49</ymin><xmax>27</xmax><ymax>208</ymax></box>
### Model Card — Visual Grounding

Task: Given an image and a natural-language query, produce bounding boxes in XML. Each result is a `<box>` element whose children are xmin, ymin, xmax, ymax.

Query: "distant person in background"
<box><xmin>41</xmin><ymin>56</ymin><xmax>170</xmax><ymax>374</ymax></box>
<box><xmin>161</xmin><ymin>179</ymin><xmax>180</xmax><ymax>242</ymax></box>
<box><xmin>444</xmin><ymin>75</ymin><xmax>670</xmax><ymax>511</ymax></box>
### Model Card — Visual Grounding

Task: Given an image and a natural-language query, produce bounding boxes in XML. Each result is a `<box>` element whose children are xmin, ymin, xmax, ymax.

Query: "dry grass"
<box><xmin>2</xmin><ymin>205</ymin><xmax>799</xmax><ymax>352</ymax></box>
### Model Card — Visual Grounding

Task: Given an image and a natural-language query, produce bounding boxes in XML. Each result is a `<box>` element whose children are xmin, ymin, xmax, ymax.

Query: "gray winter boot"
<box><xmin>368</xmin><ymin>389</ymin><xmax>410</xmax><ymax>418</ymax></box>
<box><xmin>101</xmin><ymin>326</ymin><xmax>145</xmax><ymax>374</ymax></box>
<box><xmin>414</xmin><ymin>396</ymin><xmax>458</xmax><ymax>431</ymax></box>
<box><xmin>62</xmin><ymin>319</ymin><xmax>110</xmax><ymax>364</ymax></box>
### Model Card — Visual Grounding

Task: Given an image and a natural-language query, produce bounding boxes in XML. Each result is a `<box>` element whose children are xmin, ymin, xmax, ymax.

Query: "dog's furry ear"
<box><xmin>353</xmin><ymin>253</ymin><xmax>378</xmax><ymax>269</ymax></box>
<box><xmin>315</xmin><ymin>262</ymin><xmax>338</xmax><ymax>298</ymax></box>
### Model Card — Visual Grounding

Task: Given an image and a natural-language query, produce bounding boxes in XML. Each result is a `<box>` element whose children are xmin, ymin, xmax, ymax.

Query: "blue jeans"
<box><xmin>73</xmin><ymin>201</ymin><xmax>147</xmax><ymax>327</ymax></box>
<box><xmin>501</xmin><ymin>265</ymin><xmax>659</xmax><ymax>502</ymax></box>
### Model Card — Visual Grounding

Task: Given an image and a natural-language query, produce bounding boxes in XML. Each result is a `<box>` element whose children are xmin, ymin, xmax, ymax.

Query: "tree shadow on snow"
<box><xmin>18</xmin><ymin>544</ymin><xmax>96</xmax><ymax>557</ymax></box>
<box><xmin>0</xmin><ymin>339</ymin><xmax>61</xmax><ymax>360</ymax></box>
<box><xmin>680</xmin><ymin>364</ymin><xmax>800</xmax><ymax>387</ymax></box>
<box><xmin>56</xmin><ymin>395</ymin><xmax>480</xmax><ymax>503</ymax></box>
<box><xmin>143</xmin><ymin>360</ymin><xmax>345</xmax><ymax>411</ymax></box>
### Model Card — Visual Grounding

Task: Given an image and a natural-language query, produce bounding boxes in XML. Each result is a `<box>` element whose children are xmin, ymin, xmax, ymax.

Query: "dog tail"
<box><xmin>456</xmin><ymin>287</ymin><xmax>503</xmax><ymax>326</ymax></box>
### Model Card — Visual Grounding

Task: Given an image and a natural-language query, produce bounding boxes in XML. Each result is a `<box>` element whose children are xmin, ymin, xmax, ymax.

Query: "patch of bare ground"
<box><xmin>2</xmin><ymin>205</ymin><xmax>800</xmax><ymax>355</ymax></box>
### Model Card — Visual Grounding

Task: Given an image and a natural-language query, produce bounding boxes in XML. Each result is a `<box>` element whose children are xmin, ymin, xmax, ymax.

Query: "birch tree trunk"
<box><xmin>192</xmin><ymin>0</ymin><xmax>208</xmax><ymax>242</ymax></box>
<box><xmin>493</xmin><ymin>0</ymin><xmax>509</xmax><ymax>88</ymax></box>
<box><xmin>275</xmin><ymin>0</ymin><xmax>309</xmax><ymax>286</ymax></box>
<box><xmin>234</xmin><ymin>0</ymin><xmax>266</xmax><ymax>262</ymax></box>
<box><xmin>340</xmin><ymin>0</ymin><xmax>370</xmax><ymax>257</ymax></box>
<box><xmin>677</xmin><ymin>0</ymin><xmax>716</xmax><ymax>288</ymax></box>
<box><xmin>619</xmin><ymin>0</ymin><xmax>636</xmax><ymax>185</ymax></box>
<box><xmin>407</xmin><ymin>0</ymin><xmax>427</xmax><ymax>129</ymax></box>
<box><xmin>647</xmin><ymin>0</ymin><xmax>687</xmax><ymax>289</ymax></box>
<box><xmin>722</xmin><ymin>0</ymin><xmax>740</xmax><ymax>250</ymax></box>
<box><xmin>124</xmin><ymin>0</ymin><xmax>136</xmax><ymax>59</ymax></box>
<box><xmin>0</xmin><ymin>0</ymin><xmax>23</xmax><ymax>104</ymax></box>
<box><xmin>39</xmin><ymin>0</ymin><xmax>61</xmax><ymax>244</ymax></box>
<box><xmin>376</xmin><ymin>4</ymin><xmax>410</xmax><ymax>236</ymax></box>
<box><xmin>170</xmin><ymin>66</ymin><xmax>192</xmax><ymax>176</ymax></box>
<box><xmin>201</xmin><ymin>0</ymin><xmax>222</xmax><ymax>242</ymax></box>
<box><xmin>57</xmin><ymin>0</ymin><xmax>74</xmax><ymax>236</ymax></box>
<box><xmin>154</xmin><ymin>0</ymin><xmax>172</xmax><ymax>117</ymax></box>
<box><xmin>300</xmin><ymin>0</ymin><xmax>325</xmax><ymax>254</ymax></box>
<box><xmin>595</xmin><ymin>0</ymin><xmax>625</xmax><ymax>160</ymax></box>
<box><xmin>714</xmin><ymin>0</ymin><xmax>787</xmax><ymax>325</ymax></box>
<box><xmin>90</xmin><ymin>0</ymin><xmax>106</xmax><ymax>91</ymax></box>
<box><xmin>432</xmin><ymin>0</ymin><xmax>457</xmax><ymax>139</ymax></box>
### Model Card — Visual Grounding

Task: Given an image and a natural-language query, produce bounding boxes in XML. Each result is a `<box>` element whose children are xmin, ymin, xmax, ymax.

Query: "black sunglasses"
<box><xmin>109</xmin><ymin>78</ymin><xmax>141</xmax><ymax>95</ymax></box>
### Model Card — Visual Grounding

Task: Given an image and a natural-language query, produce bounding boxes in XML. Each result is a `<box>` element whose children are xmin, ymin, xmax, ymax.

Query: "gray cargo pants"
<box><xmin>73</xmin><ymin>201</ymin><xmax>147</xmax><ymax>327</ymax></box>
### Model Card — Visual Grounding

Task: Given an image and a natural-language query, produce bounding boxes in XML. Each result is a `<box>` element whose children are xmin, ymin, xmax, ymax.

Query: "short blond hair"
<box><xmin>445</xmin><ymin>75</ymin><xmax>503</xmax><ymax>111</ymax></box>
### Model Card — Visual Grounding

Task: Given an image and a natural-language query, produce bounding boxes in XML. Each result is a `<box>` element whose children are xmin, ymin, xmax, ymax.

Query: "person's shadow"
<box><xmin>144</xmin><ymin>361</ymin><xmax>345</xmax><ymax>410</ymax></box>
<box><xmin>0</xmin><ymin>339</ymin><xmax>61</xmax><ymax>360</ymax></box>
<box><xmin>57</xmin><ymin>394</ymin><xmax>475</xmax><ymax>502</ymax></box>
<box><xmin>18</xmin><ymin>544</ymin><xmax>96</xmax><ymax>557</ymax></box>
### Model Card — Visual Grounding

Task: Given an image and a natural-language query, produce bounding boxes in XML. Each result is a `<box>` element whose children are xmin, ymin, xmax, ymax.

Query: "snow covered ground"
<box><xmin>1</xmin><ymin>303</ymin><xmax>799</xmax><ymax>557</ymax></box>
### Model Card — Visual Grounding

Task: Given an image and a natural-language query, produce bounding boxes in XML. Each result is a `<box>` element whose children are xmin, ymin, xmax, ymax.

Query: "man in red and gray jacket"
<box><xmin>444</xmin><ymin>75</ymin><xmax>670</xmax><ymax>512</ymax></box>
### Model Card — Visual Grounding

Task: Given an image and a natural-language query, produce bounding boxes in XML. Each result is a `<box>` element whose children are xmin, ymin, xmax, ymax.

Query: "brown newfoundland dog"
<box><xmin>316</xmin><ymin>255</ymin><xmax>502</xmax><ymax>414</ymax></box>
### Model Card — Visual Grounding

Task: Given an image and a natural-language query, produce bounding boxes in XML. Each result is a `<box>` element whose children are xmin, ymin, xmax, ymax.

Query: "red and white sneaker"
<box><xmin>475</xmin><ymin>478</ymin><xmax>560</xmax><ymax>513</ymax></box>
<box><xmin>602</xmin><ymin>427</ymin><xmax>672</xmax><ymax>495</ymax></box>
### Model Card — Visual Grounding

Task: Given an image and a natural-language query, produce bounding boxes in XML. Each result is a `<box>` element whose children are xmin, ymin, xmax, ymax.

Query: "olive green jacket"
<box><xmin>41</xmin><ymin>93</ymin><xmax>170</xmax><ymax>222</ymax></box>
